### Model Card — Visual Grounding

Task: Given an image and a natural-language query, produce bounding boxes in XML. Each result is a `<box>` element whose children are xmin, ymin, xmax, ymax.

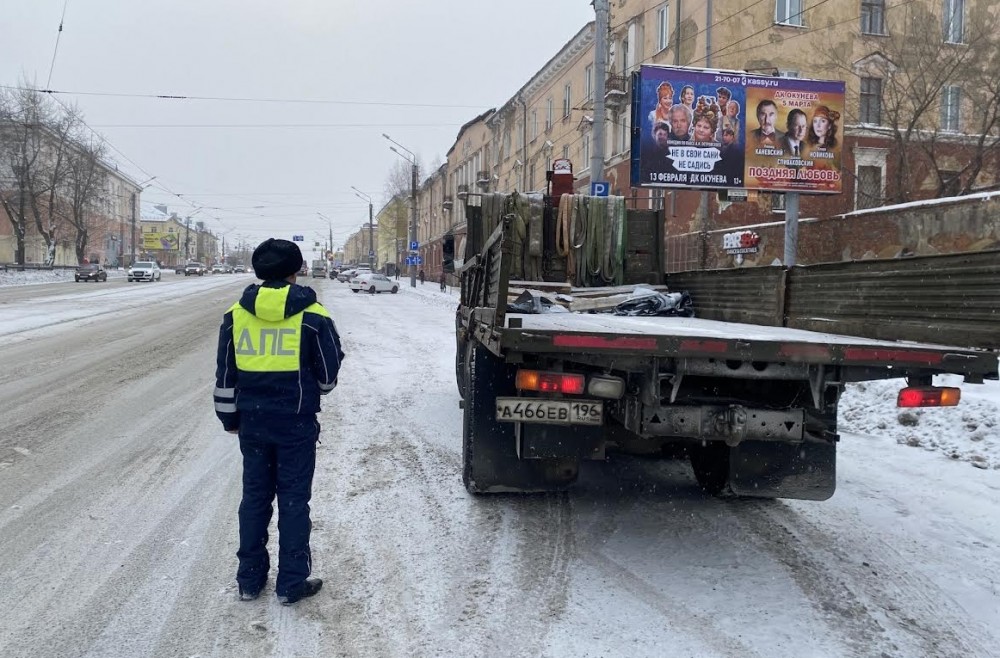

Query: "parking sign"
<box><xmin>591</xmin><ymin>181</ymin><xmax>610</xmax><ymax>197</ymax></box>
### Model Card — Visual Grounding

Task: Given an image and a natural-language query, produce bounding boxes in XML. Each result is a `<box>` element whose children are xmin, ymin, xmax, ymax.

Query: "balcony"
<box><xmin>442</xmin><ymin>195</ymin><xmax>454</xmax><ymax>211</ymax></box>
<box><xmin>605</xmin><ymin>75</ymin><xmax>629</xmax><ymax>110</ymax></box>
<box><xmin>456</xmin><ymin>183</ymin><xmax>470</xmax><ymax>199</ymax></box>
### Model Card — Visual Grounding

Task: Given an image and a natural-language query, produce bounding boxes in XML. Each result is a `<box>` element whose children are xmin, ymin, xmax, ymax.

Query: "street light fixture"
<box><xmin>317</xmin><ymin>212</ymin><xmax>335</xmax><ymax>260</ymax></box>
<box><xmin>383</xmin><ymin>133</ymin><xmax>418</xmax><ymax>288</ymax></box>
<box><xmin>350</xmin><ymin>187</ymin><xmax>375</xmax><ymax>273</ymax></box>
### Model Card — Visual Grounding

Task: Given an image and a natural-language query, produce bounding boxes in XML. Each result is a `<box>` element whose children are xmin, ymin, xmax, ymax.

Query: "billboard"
<box><xmin>143</xmin><ymin>232</ymin><xmax>179</xmax><ymax>251</ymax></box>
<box><xmin>631</xmin><ymin>65</ymin><xmax>845</xmax><ymax>195</ymax></box>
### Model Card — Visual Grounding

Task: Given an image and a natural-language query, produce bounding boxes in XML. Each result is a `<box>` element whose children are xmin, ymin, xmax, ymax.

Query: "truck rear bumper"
<box><xmin>643</xmin><ymin>405</ymin><xmax>806</xmax><ymax>445</ymax></box>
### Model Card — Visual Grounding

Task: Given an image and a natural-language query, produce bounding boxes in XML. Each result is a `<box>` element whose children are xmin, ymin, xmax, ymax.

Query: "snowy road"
<box><xmin>1</xmin><ymin>276</ymin><xmax>998</xmax><ymax>657</ymax></box>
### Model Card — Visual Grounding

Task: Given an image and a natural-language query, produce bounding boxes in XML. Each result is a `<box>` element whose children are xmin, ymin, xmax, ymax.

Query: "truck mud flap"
<box><xmin>729</xmin><ymin>440</ymin><xmax>836</xmax><ymax>501</ymax></box>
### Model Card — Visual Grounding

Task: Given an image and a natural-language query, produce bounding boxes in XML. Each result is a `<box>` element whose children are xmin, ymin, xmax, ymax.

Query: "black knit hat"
<box><xmin>252</xmin><ymin>238</ymin><xmax>303</xmax><ymax>281</ymax></box>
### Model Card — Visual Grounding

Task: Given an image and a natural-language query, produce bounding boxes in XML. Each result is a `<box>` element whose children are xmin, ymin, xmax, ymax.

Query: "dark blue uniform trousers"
<box><xmin>236</xmin><ymin>413</ymin><xmax>318</xmax><ymax>597</ymax></box>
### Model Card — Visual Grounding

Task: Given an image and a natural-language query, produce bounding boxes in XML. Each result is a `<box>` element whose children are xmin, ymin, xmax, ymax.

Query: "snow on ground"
<box><xmin>840</xmin><ymin>373</ymin><xmax>1000</xmax><ymax>470</ymax></box>
<box><xmin>1</xmin><ymin>274</ymin><xmax>999</xmax><ymax>657</ymax></box>
<box><xmin>0</xmin><ymin>267</ymin><xmax>127</xmax><ymax>287</ymax></box>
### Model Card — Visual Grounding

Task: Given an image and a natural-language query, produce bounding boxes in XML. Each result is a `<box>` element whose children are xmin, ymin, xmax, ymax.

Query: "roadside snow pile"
<box><xmin>0</xmin><ymin>268</ymin><xmax>127</xmax><ymax>287</ymax></box>
<box><xmin>839</xmin><ymin>373</ymin><xmax>1000</xmax><ymax>470</ymax></box>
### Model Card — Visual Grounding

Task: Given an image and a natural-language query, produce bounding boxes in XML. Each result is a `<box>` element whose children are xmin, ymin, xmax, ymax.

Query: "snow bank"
<box><xmin>0</xmin><ymin>268</ymin><xmax>128</xmax><ymax>287</ymax></box>
<box><xmin>840</xmin><ymin>372</ymin><xmax>1000</xmax><ymax>470</ymax></box>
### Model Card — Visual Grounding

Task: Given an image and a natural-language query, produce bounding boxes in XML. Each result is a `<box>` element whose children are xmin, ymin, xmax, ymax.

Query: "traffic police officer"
<box><xmin>214</xmin><ymin>238</ymin><xmax>344</xmax><ymax>605</ymax></box>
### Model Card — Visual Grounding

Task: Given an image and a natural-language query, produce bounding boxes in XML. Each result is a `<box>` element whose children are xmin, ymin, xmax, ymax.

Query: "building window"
<box><xmin>944</xmin><ymin>0</ymin><xmax>965</xmax><ymax>43</ymax></box>
<box><xmin>778</xmin><ymin>70</ymin><xmax>800</xmax><ymax>78</ymax></box>
<box><xmin>515</xmin><ymin>122</ymin><xmax>523</xmax><ymax>151</ymax></box>
<box><xmin>775</xmin><ymin>0</ymin><xmax>804</xmax><ymax>26</ymax></box>
<box><xmin>650</xmin><ymin>188</ymin><xmax>665</xmax><ymax>211</ymax></box>
<box><xmin>529</xmin><ymin>163</ymin><xmax>536</xmax><ymax>191</ymax></box>
<box><xmin>531</xmin><ymin>110</ymin><xmax>538</xmax><ymax>140</ymax></box>
<box><xmin>861</xmin><ymin>0</ymin><xmax>886</xmax><ymax>35</ymax></box>
<box><xmin>582</xmin><ymin>134</ymin><xmax>591</xmax><ymax>168</ymax></box>
<box><xmin>941</xmin><ymin>85</ymin><xmax>961</xmax><ymax>132</ymax></box>
<box><xmin>562</xmin><ymin>144</ymin><xmax>569</xmax><ymax>160</ymax></box>
<box><xmin>503</xmin><ymin>130</ymin><xmax>511</xmax><ymax>157</ymax></box>
<box><xmin>563</xmin><ymin>83</ymin><xmax>572</xmax><ymax>118</ymax></box>
<box><xmin>546</xmin><ymin>98</ymin><xmax>553</xmax><ymax>130</ymax></box>
<box><xmin>585</xmin><ymin>64</ymin><xmax>594</xmax><ymax>101</ymax></box>
<box><xmin>618</xmin><ymin>113</ymin><xmax>630</xmax><ymax>154</ymax></box>
<box><xmin>656</xmin><ymin>4</ymin><xmax>670</xmax><ymax>52</ymax></box>
<box><xmin>771</xmin><ymin>193</ymin><xmax>786</xmax><ymax>213</ymax></box>
<box><xmin>860</xmin><ymin>77</ymin><xmax>882</xmax><ymax>124</ymax></box>
<box><xmin>856</xmin><ymin>166</ymin><xmax>883</xmax><ymax>209</ymax></box>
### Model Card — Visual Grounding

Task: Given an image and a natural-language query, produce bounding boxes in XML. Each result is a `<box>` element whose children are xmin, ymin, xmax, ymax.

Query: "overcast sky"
<box><xmin>1</xmin><ymin>0</ymin><xmax>594</xmax><ymax>257</ymax></box>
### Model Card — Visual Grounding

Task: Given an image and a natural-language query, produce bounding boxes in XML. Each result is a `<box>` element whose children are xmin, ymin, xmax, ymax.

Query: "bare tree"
<box><xmin>823</xmin><ymin>2</ymin><xmax>1000</xmax><ymax>202</ymax></box>
<box><xmin>63</xmin><ymin>132</ymin><xmax>110</xmax><ymax>264</ymax></box>
<box><xmin>0</xmin><ymin>85</ymin><xmax>77</xmax><ymax>266</ymax></box>
<box><xmin>383</xmin><ymin>158</ymin><xmax>417</xmax><ymax>200</ymax></box>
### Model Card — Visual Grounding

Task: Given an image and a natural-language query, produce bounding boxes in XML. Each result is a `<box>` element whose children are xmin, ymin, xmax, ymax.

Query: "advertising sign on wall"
<box><xmin>143</xmin><ymin>232</ymin><xmax>179</xmax><ymax>251</ymax></box>
<box><xmin>631</xmin><ymin>65</ymin><xmax>845</xmax><ymax>195</ymax></box>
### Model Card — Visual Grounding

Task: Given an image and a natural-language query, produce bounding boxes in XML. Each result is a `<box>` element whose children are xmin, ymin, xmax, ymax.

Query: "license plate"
<box><xmin>495</xmin><ymin>398</ymin><xmax>603</xmax><ymax>426</ymax></box>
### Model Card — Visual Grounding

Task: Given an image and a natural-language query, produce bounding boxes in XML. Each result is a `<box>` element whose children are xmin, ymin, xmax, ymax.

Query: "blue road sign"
<box><xmin>369</xmin><ymin>250</ymin><xmax>374</xmax><ymax>257</ymax></box>
<box><xmin>410</xmin><ymin>241</ymin><xmax>419</xmax><ymax>250</ymax></box>
<box><xmin>292</xmin><ymin>235</ymin><xmax>304</xmax><ymax>242</ymax></box>
<box><xmin>591</xmin><ymin>181</ymin><xmax>610</xmax><ymax>197</ymax></box>
<box><xmin>415</xmin><ymin>256</ymin><xmax>423</xmax><ymax>265</ymax></box>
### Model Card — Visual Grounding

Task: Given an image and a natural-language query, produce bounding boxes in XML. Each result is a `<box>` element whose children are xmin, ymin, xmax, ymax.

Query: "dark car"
<box><xmin>75</xmin><ymin>263</ymin><xmax>108</xmax><ymax>282</ymax></box>
<box><xmin>184</xmin><ymin>262</ymin><xmax>206</xmax><ymax>276</ymax></box>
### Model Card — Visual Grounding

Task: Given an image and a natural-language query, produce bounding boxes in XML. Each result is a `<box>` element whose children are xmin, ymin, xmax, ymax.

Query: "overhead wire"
<box><xmin>46</xmin><ymin>0</ymin><xmax>70</xmax><ymax>88</ymax></box>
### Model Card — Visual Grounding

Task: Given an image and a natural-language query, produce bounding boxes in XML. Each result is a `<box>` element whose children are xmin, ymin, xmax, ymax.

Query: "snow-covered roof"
<box><xmin>140</xmin><ymin>202</ymin><xmax>170</xmax><ymax>221</ymax></box>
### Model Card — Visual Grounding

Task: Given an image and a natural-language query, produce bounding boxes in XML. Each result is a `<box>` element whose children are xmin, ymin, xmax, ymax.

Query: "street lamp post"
<box><xmin>350</xmin><ymin>187</ymin><xmax>375</xmax><ymax>273</ymax></box>
<box><xmin>317</xmin><ymin>212</ymin><xmax>335</xmax><ymax>264</ymax></box>
<box><xmin>383</xmin><ymin>133</ymin><xmax>418</xmax><ymax>288</ymax></box>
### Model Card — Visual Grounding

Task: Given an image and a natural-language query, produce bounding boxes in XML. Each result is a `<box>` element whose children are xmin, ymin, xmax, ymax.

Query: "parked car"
<box><xmin>298</xmin><ymin>263</ymin><xmax>309</xmax><ymax>276</ymax></box>
<box><xmin>75</xmin><ymin>263</ymin><xmax>107</xmax><ymax>282</ymax></box>
<box><xmin>329</xmin><ymin>268</ymin><xmax>338</xmax><ymax>279</ymax></box>
<box><xmin>350</xmin><ymin>272</ymin><xmax>398</xmax><ymax>294</ymax></box>
<box><xmin>184</xmin><ymin>262</ymin><xmax>206</xmax><ymax>276</ymax></box>
<box><xmin>336</xmin><ymin>268</ymin><xmax>356</xmax><ymax>283</ymax></box>
<box><xmin>128</xmin><ymin>260</ymin><xmax>161</xmax><ymax>282</ymax></box>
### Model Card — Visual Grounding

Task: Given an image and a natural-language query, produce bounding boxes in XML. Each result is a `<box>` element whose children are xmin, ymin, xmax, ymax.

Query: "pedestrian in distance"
<box><xmin>439</xmin><ymin>271</ymin><xmax>447</xmax><ymax>292</ymax></box>
<box><xmin>214</xmin><ymin>238</ymin><xmax>345</xmax><ymax>606</ymax></box>
<box><xmin>419</xmin><ymin>268</ymin><xmax>425</xmax><ymax>285</ymax></box>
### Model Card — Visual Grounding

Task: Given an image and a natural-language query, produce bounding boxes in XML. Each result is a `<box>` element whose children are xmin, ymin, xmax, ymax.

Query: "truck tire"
<box><xmin>688</xmin><ymin>442</ymin><xmax>731</xmax><ymax>496</ymax></box>
<box><xmin>462</xmin><ymin>343</ymin><xmax>577</xmax><ymax>493</ymax></box>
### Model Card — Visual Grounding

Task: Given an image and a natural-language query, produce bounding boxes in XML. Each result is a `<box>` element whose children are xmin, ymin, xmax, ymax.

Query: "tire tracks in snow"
<box><xmin>736</xmin><ymin>502</ymin><xmax>991</xmax><ymax>658</ymax></box>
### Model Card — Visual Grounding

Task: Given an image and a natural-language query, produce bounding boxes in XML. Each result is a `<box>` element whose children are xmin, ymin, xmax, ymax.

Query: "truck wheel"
<box><xmin>688</xmin><ymin>442</ymin><xmax>731</xmax><ymax>496</ymax></box>
<box><xmin>462</xmin><ymin>343</ymin><xmax>576</xmax><ymax>493</ymax></box>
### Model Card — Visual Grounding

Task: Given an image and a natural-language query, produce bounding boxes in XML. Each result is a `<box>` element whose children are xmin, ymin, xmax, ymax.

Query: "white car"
<box><xmin>350</xmin><ymin>272</ymin><xmax>398</xmax><ymax>294</ymax></box>
<box><xmin>128</xmin><ymin>261</ymin><xmax>161</xmax><ymax>282</ymax></box>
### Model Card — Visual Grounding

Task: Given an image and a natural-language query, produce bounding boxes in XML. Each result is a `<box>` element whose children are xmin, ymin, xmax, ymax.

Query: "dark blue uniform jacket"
<box><xmin>214</xmin><ymin>281</ymin><xmax>345</xmax><ymax>431</ymax></box>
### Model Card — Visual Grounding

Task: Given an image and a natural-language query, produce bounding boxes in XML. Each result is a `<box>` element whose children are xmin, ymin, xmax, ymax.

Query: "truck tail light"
<box><xmin>897</xmin><ymin>386</ymin><xmax>961</xmax><ymax>408</ymax></box>
<box><xmin>516</xmin><ymin>370</ymin><xmax>585</xmax><ymax>395</ymax></box>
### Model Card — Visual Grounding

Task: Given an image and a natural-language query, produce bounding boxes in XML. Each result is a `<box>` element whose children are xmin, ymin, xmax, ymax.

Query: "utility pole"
<box><xmin>130</xmin><ymin>192</ymin><xmax>137</xmax><ymax>266</ymax></box>
<box><xmin>410</xmin><ymin>161</ymin><xmax>418</xmax><ymax>288</ymax></box>
<box><xmin>383</xmin><ymin>134</ymin><xmax>420</xmax><ymax>288</ymax></box>
<box><xmin>698</xmin><ymin>0</ymin><xmax>714</xmax><ymax>269</ymax></box>
<box><xmin>590</xmin><ymin>0</ymin><xmax>609</xmax><ymax>180</ymax></box>
<box><xmin>349</xmin><ymin>190</ymin><xmax>375</xmax><ymax>273</ymax></box>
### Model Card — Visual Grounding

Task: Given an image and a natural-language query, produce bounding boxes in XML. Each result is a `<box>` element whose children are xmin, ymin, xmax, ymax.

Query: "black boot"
<box><xmin>277</xmin><ymin>578</ymin><xmax>323</xmax><ymax>606</ymax></box>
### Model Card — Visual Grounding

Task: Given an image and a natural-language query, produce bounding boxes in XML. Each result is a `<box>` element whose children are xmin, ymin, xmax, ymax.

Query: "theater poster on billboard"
<box><xmin>630</xmin><ymin>65</ymin><xmax>845</xmax><ymax>195</ymax></box>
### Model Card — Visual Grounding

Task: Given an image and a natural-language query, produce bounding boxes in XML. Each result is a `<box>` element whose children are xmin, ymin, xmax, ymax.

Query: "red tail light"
<box><xmin>897</xmin><ymin>386</ymin><xmax>961</xmax><ymax>408</ymax></box>
<box><xmin>516</xmin><ymin>370</ymin><xmax>586</xmax><ymax>395</ymax></box>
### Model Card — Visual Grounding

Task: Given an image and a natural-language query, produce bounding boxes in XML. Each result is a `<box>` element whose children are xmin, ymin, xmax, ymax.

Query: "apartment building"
<box><xmin>406</xmin><ymin>0</ymin><xmax>997</xmax><ymax>272</ymax></box>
